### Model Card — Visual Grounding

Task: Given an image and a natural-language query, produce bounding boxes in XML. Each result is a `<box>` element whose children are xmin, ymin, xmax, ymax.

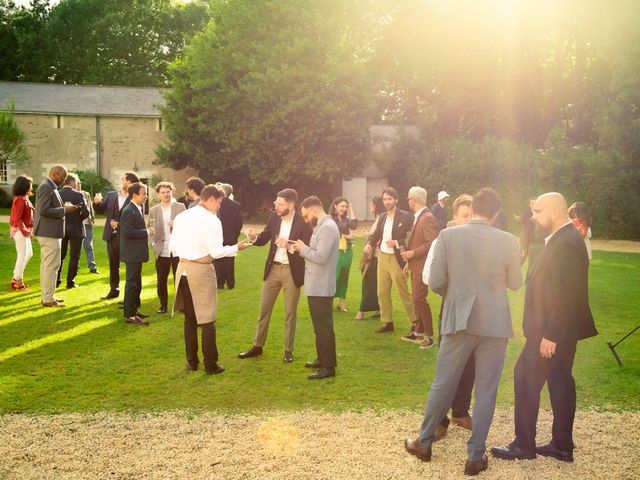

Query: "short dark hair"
<box><xmin>186</xmin><ymin>176</ymin><xmax>205</xmax><ymax>195</ymax></box>
<box><xmin>381</xmin><ymin>186</ymin><xmax>398</xmax><ymax>199</ymax></box>
<box><xmin>124</xmin><ymin>171</ymin><xmax>140</xmax><ymax>183</ymax></box>
<box><xmin>155</xmin><ymin>181</ymin><xmax>175</xmax><ymax>193</ymax></box>
<box><xmin>277</xmin><ymin>188</ymin><xmax>298</xmax><ymax>204</ymax></box>
<box><xmin>300</xmin><ymin>196</ymin><xmax>323</xmax><ymax>210</ymax></box>
<box><xmin>128</xmin><ymin>182</ymin><xmax>147</xmax><ymax>197</ymax></box>
<box><xmin>12</xmin><ymin>174</ymin><xmax>33</xmax><ymax>197</ymax></box>
<box><xmin>329</xmin><ymin>196</ymin><xmax>349</xmax><ymax>217</ymax></box>
<box><xmin>472</xmin><ymin>188</ymin><xmax>501</xmax><ymax>218</ymax></box>
<box><xmin>201</xmin><ymin>184</ymin><xmax>223</xmax><ymax>201</ymax></box>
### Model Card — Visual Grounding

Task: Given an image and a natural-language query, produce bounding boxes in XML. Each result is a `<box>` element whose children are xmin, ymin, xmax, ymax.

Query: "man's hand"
<box><xmin>64</xmin><ymin>204</ymin><xmax>79</xmax><ymax>213</ymax></box>
<box><xmin>400</xmin><ymin>250</ymin><xmax>415</xmax><ymax>260</ymax></box>
<box><xmin>237</xmin><ymin>241</ymin><xmax>250</xmax><ymax>251</ymax></box>
<box><xmin>291</xmin><ymin>239</ymin><xmax>305</xmax><ymax>253</ymax></box>
<box><xmin>110</xmin><ymin>220</ymin><xmax>119</xmax><ymax>229</ymax></box>
<box><xmin>385</xmin><ymin>239</ymin><xmax>396</xmax><ymax>248</ymax></box>
<box><xmin>363</xmin><ymin>244</ymin><xmax>373</xmax><ymax>256</ymax></box>
<box><xmin>147</xmin><ymin>227</ymin><xmax>156</xmax><ymax>235</ymax></box>
<box><xmin>540</xmin><ymin>337</ymin><xmax>557</xmax><ymax>359</ymax></box>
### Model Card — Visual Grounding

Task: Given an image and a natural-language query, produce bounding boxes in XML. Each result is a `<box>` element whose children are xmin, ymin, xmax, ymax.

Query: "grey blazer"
<box><xmin>148</xmin><ymin>201</ymin><xmax>187</xmax><ymax>259</ymax></box>
<box><xmin>33</xmin><ymin>177</ymin><xmax>66</xmax><ymax>239</ymax></box>
<box><xmin>429</xmin><ymin>219</ymin><xmax>522</xmax><ymax>338</ymax></box>
<box><xmin>300</xmin><ymin>215</ymin><xmax>340</xmax><ymax>297</ymax></box>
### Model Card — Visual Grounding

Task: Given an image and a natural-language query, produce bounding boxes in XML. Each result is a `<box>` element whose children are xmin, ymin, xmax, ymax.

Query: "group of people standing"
<box><xmin>8</xmin><ymin>166</ymin><xmax>597</xmax><ymax>476</ymax></box>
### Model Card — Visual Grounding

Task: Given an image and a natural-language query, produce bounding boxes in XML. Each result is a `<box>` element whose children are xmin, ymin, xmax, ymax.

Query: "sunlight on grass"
<box><xmin>0</xmin><ymin>319</ymin><xmax>115</xmax><ymax>362</ymax></box>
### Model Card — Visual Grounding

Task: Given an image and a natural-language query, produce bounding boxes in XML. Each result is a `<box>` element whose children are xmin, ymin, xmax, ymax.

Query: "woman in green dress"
<box><xmin>330</xmin><ymin>196</ymin><xmax>358</xmax><ymax>312</ymax></box>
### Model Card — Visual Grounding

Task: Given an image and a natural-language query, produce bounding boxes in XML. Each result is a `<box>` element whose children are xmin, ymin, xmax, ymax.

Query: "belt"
<box><xmin>179</xmin><ymin>257</ymin><xmax>212</xmax><ymax>265</ymax></box>
<box><xmin>272</xmin><ymin>261</ymin><xmax>290</xmax><ymax>266</ymax></box>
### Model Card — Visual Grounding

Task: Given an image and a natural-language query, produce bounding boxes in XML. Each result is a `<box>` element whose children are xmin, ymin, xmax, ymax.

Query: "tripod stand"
<box><xmin>607</xmin><ymin>325</ymin><xmax>639</xmax><ymax>366</ymax></box>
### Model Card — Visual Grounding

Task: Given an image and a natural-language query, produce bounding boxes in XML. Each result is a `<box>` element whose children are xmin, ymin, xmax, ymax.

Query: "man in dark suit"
<box><xmin>94</xmin><ymin>171</ymin><xmax>139</xmax><ymax>299</ymax></box>
<box><xmin>57</xmin><ymin>173</ymin><xmax>89</xmax><ymax>289</ymax></box>
<box><xmin>431</xmin><ymin>190</ymin><xmax>450</xmax><ymax>232</ymax></box>
<box><xmin>237</xmin><ymin>188</ymin><xmax>313</xmax><ymax>363</ymax></box>
<box><xmin>215</xmin><ymin>183</ymin><xmax>243</xmax><ymax>289</ymax></box>
<box><xmin>119</xmin><ymin>182</ymin><xmax>154</xmax><ymax>326</ymax></box>
<box><xmin>491</xmin><ymin>192</ymin><xmax>597</xmax><ymax>463</ymax></box>
<box><xmin>404</xmin><ymin>188</ymin><xmax>522</xmax><ymax>477</ymax></box>
<box><xmin>364</xmin><ymin>187</ymin><xmax>414</xmax><ymax>333</ymax></box>
<box><xmin>34</xmin><ymin>164</ymin><xmax>79</xmax><ymax>307</ymax></box>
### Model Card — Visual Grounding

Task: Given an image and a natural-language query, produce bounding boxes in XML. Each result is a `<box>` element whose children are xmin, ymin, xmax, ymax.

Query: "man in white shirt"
<box><xmin>148</xmin><ymin>181</ymin><xmax>186</xmax><ymax>314</ymax></box>
<box><xmin>170</xmin><ymin>184</ymin><xmax>248</xmax><ymax>375</ymax></box>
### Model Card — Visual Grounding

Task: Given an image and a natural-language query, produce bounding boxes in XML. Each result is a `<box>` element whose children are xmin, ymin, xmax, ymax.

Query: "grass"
<box><xmin>0</xmin><ymin>223</ymin><xmax>638</xmax><ymax>415</ymax></box>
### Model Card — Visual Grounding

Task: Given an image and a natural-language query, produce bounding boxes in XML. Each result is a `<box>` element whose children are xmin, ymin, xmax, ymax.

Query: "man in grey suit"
<box><xmin>404</xmin><ymin>188</ymin><xmax>522</xmax><ymax>476</ymax></box>
<box><xmin>33</xmin><ymin>164</ymin><xmax>80</xmax><ymax>307</ymax></box>
<box><xmin>292</xmin><ymin>196</ymin><xmax>340</xmax><ymax>380</ymax></box>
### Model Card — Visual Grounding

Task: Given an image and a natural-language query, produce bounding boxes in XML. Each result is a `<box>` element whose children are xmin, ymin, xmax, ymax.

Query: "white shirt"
<box><xmin>422</xmin><ymin>237</ymin><xmax>438</xmax><ymax>288</ymax></box>
<box><xmin>117</xmin><ymin>192</ymin><xmax>128</xmax><ymax>211</ymax></box>
<box><xmin>413</xmin><ymin>206</ymin><xmax>427</xmax><ymax>226</ymax></box>
<box><xmin>380</xmin><ymin>215</ymin><xmax>395</xmax><ymax>254</ymax></box>
<box><xmin>544</xmin><ymin>221</ymin><xmax>573</xmax><ymax>245</ymax></box>
<box><xmin>273</xmin><ymin>216</ymin><xmax>293</xmax><ymax>264</ymax></box>
<box><xmin>170</xmin><ymin>205</ymin><xmax>237</xmax><ymax>262</ymax></box>
<box><xmin>133</xmin><ymin>202</ymin><xmax>143</xmax><ymax>217</ymax></box>
<box><xmin>160</xmin><ymin>203</ymin><xmax>172</xmax><ymax>257</ymax></box>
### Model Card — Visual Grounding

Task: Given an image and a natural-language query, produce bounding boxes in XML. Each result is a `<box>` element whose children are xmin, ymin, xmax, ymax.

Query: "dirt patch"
<box><xmin>1</xmin><ymin>409</ymin><xmax>637</xmax><ymax>479</ymax></box>
<box><xmin>590</xmin><ymin>240</ymin><xmax>640</xmax><ymax>253</ymax></box>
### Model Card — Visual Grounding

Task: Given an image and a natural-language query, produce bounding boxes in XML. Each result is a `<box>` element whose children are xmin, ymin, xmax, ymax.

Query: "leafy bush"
<box><xmin>75</xmin><ymin>171</ymin><xmax>114</xmax><ymax>197</ymax></box>
<box><xmin>0</xmin><ymin>188</ymin><xmax>11</xmax><ymax>208</ymax></box>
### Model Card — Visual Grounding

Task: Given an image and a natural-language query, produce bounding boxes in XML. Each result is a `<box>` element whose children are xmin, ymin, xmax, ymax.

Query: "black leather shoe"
<box><xmin>304</xmin><ymin>359</ymin><xmax>320</xmax><ymax>369</ymax></box>
<box><xmin>157</xmin><ymin>305</ymin><xmax>168</xmax><ymax>314</ymax></box>
<box><xmin>90</xmin><ymin>269</ymin><xmax>100</xmax><ymax>274</ymax></box>
<box><xmin>66</xmin><ymin>282</ymin><xmax>79</xmax><ymax>289</ymax></box>
<box><xmin>206</xmin><ymin>364</ymin><xmax>225</xmax><ymax>375</ymax></box>
<box><xmin>238</xmin><ymin>346</ymin><xmax>263</xmax><ymax>359</ymax></box>
<box><xmin>404</xmin><ymin>438</ymin><xmax>432</xmax><ymax>461</ymax></box>
<box><xmin>101</xmin><ymin>291</ymin><xmax>119</xmax><ymax>300</ymax></box>
<box><xmin>185</xmin><ymin>362</ymin><xmax>198</xmax><ymax>372</ymax></box>
<box><xmin>135</xmin><ymin>311</ymin><xmax>149</xmax><ymax>319</ymax></box>
<box><xmin>536</xmin><ymin>442</ymin><xmax>573</xmax><ymax>462</ymax></box>
<box><xmin>375</xmin><ymin>322</ymin><xmax>394</xmax><ymax>333</ymax></box>
<box><xmin>283</xmin><ymin>351</ymin><xmax>293</xmax><ymax>363</ymax></box>
<box><xmin>308</xmin><ymin>367</ymin><xmax>335</xmax><ymax>379</ymax></box>
<box><xmin>464</xmin><ymin>455</ymin><xmax>488</xmax><ymax>476</ymax></box>
<box><xmin>491</xmin><ymin>443</ymin><xmax>536</xmax><ymax>460</ymax></box>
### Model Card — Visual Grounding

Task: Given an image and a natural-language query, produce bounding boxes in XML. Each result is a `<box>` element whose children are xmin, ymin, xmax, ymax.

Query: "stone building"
<box><xmin>0</xmin><ymin>81</ymin><xmax>195</xmax><ymax>195</ymax></box>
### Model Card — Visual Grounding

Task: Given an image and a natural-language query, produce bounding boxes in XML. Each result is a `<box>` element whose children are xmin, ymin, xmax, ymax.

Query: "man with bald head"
<box><xmin>34</xmin><ymin>165</ymin><xmax>80</xmax><ymax>307</ymax></box>
<box><xmin>492</xmin><ymin>192</ymin><xmax>597</xmax><ymax>463</ymax></box>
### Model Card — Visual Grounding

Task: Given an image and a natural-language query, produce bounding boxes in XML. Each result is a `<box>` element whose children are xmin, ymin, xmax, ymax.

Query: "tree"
<box><xmin>0</xmin><ymin>98</ymin><xmax>30</xmax><ymax>170</ymax></box>
<box><xmin>158</xmin><ymin>0</ymin><xmax>379</xmax><ymax>185</ymax></box>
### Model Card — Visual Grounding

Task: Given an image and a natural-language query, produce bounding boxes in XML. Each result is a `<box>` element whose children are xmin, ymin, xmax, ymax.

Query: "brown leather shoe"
<box><xmin>238</xmin><ymin>346</ymin><xmax>263</xmax><ymax>359</ymax></box>
<box><xmin>125</xmin><ymin>316</ymin><xmax>149</xmax><ymax>326</ymax></box>
<box><xmin>404</xmin><ymin>438</ymin><xmax>431</xmax><ymax>461</ymax></box>
<box><xmin>42</xmin><ymin>300</ymin><xmax>65</xmax><ymax>308</ymax></box>
<box><xmin>451</xmin><ymin>415</ymin><xmax>472</xmax><ymax>430</ymax></box>
<box><xmin>464</xmin><ymin>455</ymin><xmax>488</xmax><ymax>476</ymax></box>
<box><xmin>434</xmin><ymin>424</ymin><xmax>448</xmax><ymax>441</ymax></box>
<box><xmin>375</xmin><ymin>322</ymin><xmax>394</xmax><ymax>333</ymax></box>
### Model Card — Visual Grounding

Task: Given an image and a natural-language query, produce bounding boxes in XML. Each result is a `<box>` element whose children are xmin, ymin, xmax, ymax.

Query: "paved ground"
<box><xmin>1</xmin><ymin>409</ymin><xmax>638</xmax><ymax>479</ymax></box>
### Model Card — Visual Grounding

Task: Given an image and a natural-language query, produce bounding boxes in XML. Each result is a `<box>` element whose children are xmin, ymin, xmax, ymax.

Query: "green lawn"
<box><xmin>0</xmin><ymin>223</ymin><xmax>638</xmax><ymax>414</ymax></box>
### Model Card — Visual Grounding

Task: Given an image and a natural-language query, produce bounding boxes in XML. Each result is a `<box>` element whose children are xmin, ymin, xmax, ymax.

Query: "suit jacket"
<box><xmin>254</xmin><ymin>212</ymin><xmax>313</xmax><ymax>288</ymax></box>
<box><xmin>431</xmin><ymin>201</ymin><xmax>447</xmax><ymax>232</ymax></box>
<box><xmin>300</xmin><ymin>215</ymin><xmax>340</xmax><ymax>297</ymax></box>
<box><xmin>429</xmin><ymin>219</ymin><xmax>522</xmax><ymax>338</ymax></box>
<box><xmin>523</xmin><ymin>223</ymin><xmax>597</xmax><ymax>343</ymax></box>
<box><xmin>95</xmin><ymin>190</ymin><xmax>130</xmax><ymax>241</ymax></box>
<box><xmin>119</xmin><ymin>202</ymin><xmax>149</xmax><ymax>264</ymax></box>
<box><xmin>366</xmin><ymin>208</ymin><xmax>413</xmax><ymax>267</ymax></box>
<box><xmin>33</xmin><ymin>177</ymin><xmax>66</xmax><ymax>239</ymax></box>
<box><xmin>219</xmin><ymin>197</ymin><xmax>243</xmax><ymax>246</ymax></box>
<box><xmin>407</xmin><ymin>208</ymin><xmax>438</xmax><ymax>272</ymax></box>
<box><xmin>59</xmin><ymin>187</ymin><xmax>89</xmax><ymax>238</ymax></box>
<box><xmin>148</xmin><ymin>201</ymin><xmax>186</xmax><ymax>259</ymax></box>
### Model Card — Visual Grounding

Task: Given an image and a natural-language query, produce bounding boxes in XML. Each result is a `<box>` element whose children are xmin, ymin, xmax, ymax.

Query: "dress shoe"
<box><xmin>491</xmin><ymin>443</ymin><xmax>536</xmax><ymax>460</ymax></box>
<box><xmin>464</xmin><ymin>455</ymin><xmax>488</xmax><ymax>476</ymax></box>
<box><xmin>536</xmin><ymin>442</ymin><xmax>573</xmax><ymax>462</ymax></box>
<box><xmin>101</xmin><ymin>291</ymin><xmax>119</xmax><ymax>300</ymax></box>
<box><xmin>308</xmin><ymin>367</ymin><xmax>335</xmax><ymax>379</ymax></box>
<box><xmin>419</xmin><ymin>336</ymin><xmax>435</xmax><ymax>349</ymax></box>
<box><xmin>157</xmin><ymin>305</ymin><xmax>168</xmax><ymax>314</ymax></box>
<box><xmin>375</xmin><ymin>322</ymin><xmax>394</xmax><ymax>333</ymax></box>
<box><xmin>238</xmin><ymin>346</ymin><xmax>263</xmax><ymax>359</ymax></box>
<box><xmin>90</xmin><ymin>269</ymin><xmax>100</xmax><ymax>274</ymax></box>
<box><xmin>404</xmin><ymin>438</ymin><xmax>432</xmax><ymax>461</ymax></box>
<box><xmin>401</xmin><ymin>331</ymin><xmax>424</xmax><ymax>344</ymax></box>
<box><xmin>206</xmin><ymin>364</ymin><xmax>225</xmax><ymax>375</ymax></box>
<box><xmin>125</xmin><ymin>315</ymin><xmax>149</xmax><ymax>326</ymax></box>
<box><xmin>135</xmin><ymin>311</ymin><xmax>149</xmax><ymax>319</ymax></box>
<box><xmin>42</xmin><ymin>300</ymin><xmax>65</xmax><ymax>308</ymax></box>
<box><xmin>185</xmin><ymin>362</ymin><xmax>198</xmax><ymax>372</ymax></box>
<box><xmin>283</xmin><ymin>351</ymin><xmax>293</xmax><ymax>363</ymax></box>
<box><xmin>451</xmin><ymin>415</ymin><xmax>472</xmax><ymax>430</ymax></box>
<box><xmin>304</xmin><ymin>359</ymin><xmax>320</xmax><ymax>369</ymax></box>
<box><xmin>53</xmin><ymin>297</ymin><xmax>65</xmax><ymax>303</ymax></box>
<box><xmin>66</xmin><ymin>282</ymin><xmax>79</xmax><ymax>289</ymax></box>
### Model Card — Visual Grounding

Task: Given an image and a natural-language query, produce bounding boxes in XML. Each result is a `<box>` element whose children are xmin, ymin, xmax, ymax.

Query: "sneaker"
<box><xmin>419</xmin><ymin>336</ymin><xmax>435</xmax><ymax>349</ymax></box>
<box><xmin>401</xmin><ymin>332</ymin><xmax>425</xmax><ymax>344</ymax></box>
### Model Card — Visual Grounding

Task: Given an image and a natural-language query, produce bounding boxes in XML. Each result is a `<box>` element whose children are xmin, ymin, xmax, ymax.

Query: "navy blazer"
<box><xmin>253</xmin><ymin>211</ymin><xmax>313</xmax><ymax>288</ymax></box>
<box><xmin>59</xmin><ymin>187</ymin><xmax>89</xmax><ymax>238</ymax></box>
<box><xmin>119</xmin><ymin>202</ymin><xmax>149</xmax><ymax>264</ymax></box>
<box><xmin>366</xmin><ymin>208</ymin><xmax>413</xmax><ymax>267</ymax></box>
<box><xmin>95</xmin><ymin>191</ymin><xmax>130</xmax><ymax>241</ymax></box>
<box><xmin>33</xmin><ymin>178</ymin><xmax>66</xmax><ymax>239</ymax></box>
<box><xmin>219</xmin><ymin>197</ymin><xmax>243</xmax><ymax>246</ymax></box>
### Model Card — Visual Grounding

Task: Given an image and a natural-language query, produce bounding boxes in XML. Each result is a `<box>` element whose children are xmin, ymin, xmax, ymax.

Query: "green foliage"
<box><xmin>0</xmin><ymin>98</ymin><xmax>30</xmax><ymax>168</ymax></box>
<box><xmin>75</xmin><ymin>170</ymin><xmax>114</xmax><ymax>197</ymax></box>
<box><xmin>0</xmin><ymin>225</ymin><xmax>638</xmax><ymax>414</ymax></box>
<box><xmin>0</xmin><ymin>188</ymin><xmax>10</xmax><ymax>207</ymax></box>
<box><xmin>158</xmin><ymin>0</ymin><xmax>378</xmax><ymax>186</ymax></box>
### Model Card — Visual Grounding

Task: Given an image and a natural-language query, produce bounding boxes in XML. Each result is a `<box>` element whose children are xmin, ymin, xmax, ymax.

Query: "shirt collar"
<box><xmin>414</xmin><ymin>206</ymin><xmax>427</xmax><ymax>219</ymax></box>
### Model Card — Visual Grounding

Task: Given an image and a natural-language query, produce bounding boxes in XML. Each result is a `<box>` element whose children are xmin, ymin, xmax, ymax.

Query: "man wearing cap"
<box><xmin>431</xmin><ymin>191</ymin><xmax>450</xmax><ymax>232</ymax></box>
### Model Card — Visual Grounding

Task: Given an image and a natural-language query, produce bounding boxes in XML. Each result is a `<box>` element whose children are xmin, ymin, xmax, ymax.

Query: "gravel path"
<box><xmin>1</xmin><ymin>409</ymin><xmax>637</xmax><ymax>479</ymax></box>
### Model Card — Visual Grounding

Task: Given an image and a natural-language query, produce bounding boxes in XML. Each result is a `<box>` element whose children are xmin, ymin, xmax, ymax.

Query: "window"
<box><xmin>157</xmin><ymin>118</ymin><xmax>163</xmax><ymax>131</ymax></box>
<box><xmin>53</xmin><ymin>115</ymin><xmax>64</xmax><ymax>129</ymax></box>
<box><xmin>0</xmin><ymin>160</ymin><xmax>7</xmax><ymax>184</ymax></box>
